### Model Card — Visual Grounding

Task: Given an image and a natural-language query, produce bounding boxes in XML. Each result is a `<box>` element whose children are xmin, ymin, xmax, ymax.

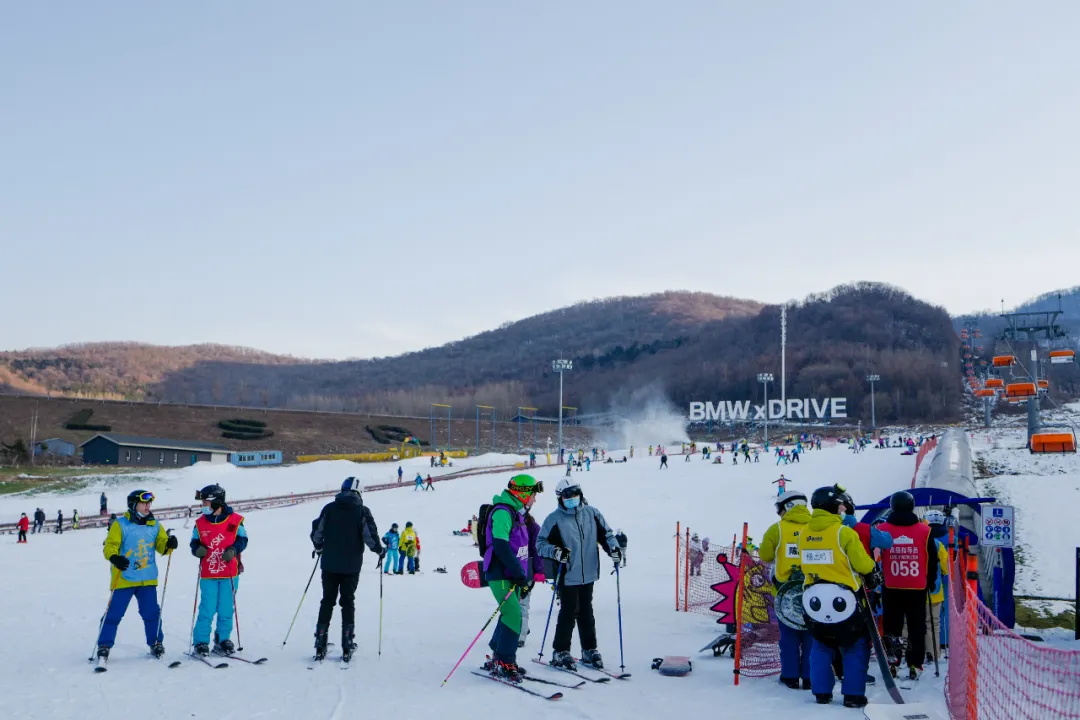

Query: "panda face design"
<box><xmin>802</xmin><ymin>583</ymin><xmax>857</xmax><ymax>625</ymax></box>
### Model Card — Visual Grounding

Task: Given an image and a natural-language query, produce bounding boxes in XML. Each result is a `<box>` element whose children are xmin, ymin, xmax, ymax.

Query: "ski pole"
<box><xmin>537</xmin><ymin>565</ymin><xmax>563</xmax><ymax>662</ymax></box>
<box><xmin>378</xmin><ymin>559</ymin><xmax>384</xmax><ymax>658</ymax></box>
<box><xmin>154</xmin><ymin>531</ymin><xmax>174</xmax><ymax>646</ymax></box>
<box><xmin>282</xmin><ymin>555</ymin><xmax>320</xmax><ymax>648</ymax></box>
<box><xmin>615</xmin><ymin>562</ymin><xmax>625</xmax><ymax>673</ymax></box>
<box><xmin>88</xmin><ymin>575</ymin><xmax>120</xmax><ymax>661</ymax></box>
<box><xmin>188</xmin><ymin>567</ymin><xmax>201</xmax><ymax>652</ymax></box>
<box><xmin>441</xmin><ymin>586</ymin><xmax>515</xmax><ymax>687</ymax></box>
<box><xmin>927</xmin><ymin>590</ymin><xmax>940</xmax><ymax>677</ymax></box>
<box><xmin>231</xmin><ymin>575</ymin><xmax>242</xmax><ymax>652</ymax></box>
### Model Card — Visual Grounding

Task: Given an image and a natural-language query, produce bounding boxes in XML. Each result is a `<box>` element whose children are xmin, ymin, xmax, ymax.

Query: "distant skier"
<box><xmin>190</xmin><ymin>484</ymin><xmax>248</xmax><ymax>657</ymax></box>
<box><xmin>648</xmin><ymin>445</ymin><xmax>653</xmax><ymax>457</ymax></box>
<box><xmin>382</xmin><ymin>523</ymin><xmax>400</xmax><ymax>574</ymax></box>
<box><xmin>100</xmin><ymin>492</ymin><xmax>108</xmax><ymax>516</ymax></box>
<box><xmin>585</xmin><ymin>457</ymin><xmax>591</xmax><ymax>472</ymax></box>
<box><xmin>55</xmin><ymin>510</ymin><xmax>63</xmax><ymax>534</ymax></box>
<box><xmin>414</xmin><ymin>473</ymin><xmax>424</xmax><ymax>491</ymax></box>
<box><xmin>398</xmin><ymin>466</ymin><xmax>404</xmax><ymax>483</ymax></box>
<box><xmin>753</xmin><ymin>449</ymin><xmax>760</xmax><ymax>463</ymax></box>
<box><xmin>566</xmin><ymin>457</ymin><xmax>573</xmax><ymax>477</ymax></box>
<box><xmin>659</xmin><ymin>453</ymin><xmax>668</xmax><ymax>469</ymax></box>
<box><xmin>773</xmin><ymin>475</ymin><xmax>789</xmax><ymax>495</ymax></box>
<box><xmin>425</xmin><ymin>474</ymin><xmax>435</xmax><ymax>491</ymax></box>
<box><xmin>310</xmin><ymin>476</ymin><xmax>383</xmax><ymax>662</ymax></box>
<box><xmin>16</xmin><ymin>513</ymin><xmax>29</xmax><ymax>543</ymax></box>
<box><xmin>33</xmin><ymin>508</ymin><xmax>44</xmax><ymax>533</ymax></box>
<box><xmin>629</xmin><ymin>446</ymin><xmax>634</xmax><ymax>459</ymax></box>
<box><xmin>688</xmin><ymin>532</ymin><xmax>704</xmax><ymax>576</ymax></box>
<box><xmin>72</xmin><ymin>509</ymin><xmax>80</xmax><ymax>530</ymax></box>
<box><xmin>399</xmin><ymin>522</ymin><xmax>419</xmax><ymax>574</ymax></box>
<box><xmin>95</xmin><ymin>490</ymin><xmax>178</xmax><ymax>663</ymax></box>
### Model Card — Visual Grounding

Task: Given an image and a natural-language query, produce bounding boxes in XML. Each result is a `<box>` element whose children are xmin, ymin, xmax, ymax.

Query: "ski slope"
<box><xmin>1</xmin><ymin>444</ymin><xmax>949</xmax><ymax>719</ymax></box>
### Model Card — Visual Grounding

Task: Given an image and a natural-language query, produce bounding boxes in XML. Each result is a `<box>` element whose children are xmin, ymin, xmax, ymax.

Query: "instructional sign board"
<box><xmin>981</xmin><ymin>504</ymin><xmax>1015</xmax><ymax>548</ymax></box>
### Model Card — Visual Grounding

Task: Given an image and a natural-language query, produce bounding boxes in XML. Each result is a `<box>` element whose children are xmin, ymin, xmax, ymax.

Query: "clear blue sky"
<box><xmin>3</xmin><ymin>3</ymin><xmax>1079</xmax><ymax>359</ymax></box>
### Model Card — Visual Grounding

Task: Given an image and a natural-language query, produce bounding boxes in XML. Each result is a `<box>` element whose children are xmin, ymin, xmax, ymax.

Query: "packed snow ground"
<box><xmin>2</xmin><ymin>444</ymin><xmax>948</xmax><ymax>719</ymax></box>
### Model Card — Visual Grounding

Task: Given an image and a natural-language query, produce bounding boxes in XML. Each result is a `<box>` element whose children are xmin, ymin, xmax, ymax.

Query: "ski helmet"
<box><xmin>889</xmin><ymin>491</ymin><xmax>915</xmax><ymax>513</ymax></box>
<box><xmin>924</xmin><ymin>509</ymin><xmax>946</xmax><ymax>526</ymax></box>
<box><xmin>774</xmin><ymin>490</ymin><xmax>808</xmax><ymax>515</ymax></box>
<box><xmin>507</xmin><ymin>474</ymin><xmax>542</xmax><ymax>504</ymax></box>
<box><xmin>127</xmin><ymin>489</ymin><xmax>155</xmax><ymax>513</ymax></box>
<box><xmin>196</xmin><ymin>484</ymin><xmax>226</xmax><ymax>511</ymax></box>
<box><xmin>406</xmin><ymin>521</ymin><xmax>413</xmax><ymax>528</ymax></box>
<box><xmin>810</xmin><ymin>486</ymin><xmax>843</xmax><ymax>515</ymax></box>
<box><xmin>836</xmin><ymin>489</ymin><xmax>856</xmax><ymax>516</ymax></box>
<box><xmin>341</xmin><ymin>476</ymin><xmax>362</xmax><ymax>494</ymax></box>
<box><xmin>555</xmin><ymin>478</ymin><xmax>582</xmax><ymax>498</ymax></box>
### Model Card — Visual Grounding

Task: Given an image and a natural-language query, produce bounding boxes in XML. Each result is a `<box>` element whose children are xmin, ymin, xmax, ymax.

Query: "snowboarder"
<box><xmin>760</xmin><ymin>489</ymin><xmax>812</xmax><ymax>690</ymax></box>
<box><xmin>480</xmin><ymin>474</ymin><xmax>544</xmax><ymax>680</ymax></box>
<box><xmin>96</xmin><ymin>490</ymin><xmax>179</xmax><ymax>662</ymax></box>
<box><xmin>382</xmin><ymin>523</ymin><xmax>400</xmax><ymax>574</ymax></box>
<box><xmin>310</xmin><ymin>477</ymin><xmax>383</xmax><ymax>661</ymax></box>
<box><xmin>399</xmin><ymin>521</ymin><xmax>419</xmax><ymax>574</ymax></box>
<box><xmin>537</xmin><ymin>478</ymin><xmax>622</xmax><ymax>671</ymax></box>
<box><xmin>16</xmin><ymin>513</ymin><xmax>29</xmax><ymax>543</ymax></box>
<box><xmin>877</xmin><ymin>491</ymin><xmax>938</xmax><ymax>681</ymax></box>
<box><xmin>659</xmin><ymin>452</ymin><xmax>668</xmax><ymax>469</ymax></box>
<box><xmin>190</xmin><ymin>484</ymin><xmax>248</xmax><ymax>657</ymax></box>
<box><xmin>797</xmin><ymin>485</ymin><xmax>878</xmax><ymax>708</ymax></box>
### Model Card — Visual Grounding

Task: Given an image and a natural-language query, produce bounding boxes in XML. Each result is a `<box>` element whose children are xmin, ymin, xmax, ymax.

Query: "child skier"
<box><xmin>773</xmin><ymin>474</ymin><xmax>790</xmax><ymax>495</ymax></box>
<box><xmin>382</xmin><ymin>523</ymin><xmax>400</xmax><ymax>574</ymax></box>
<box><xmin>96</xmin><ymin>490</ymin><xmax>179</xmax><ymax>662</ymax></box>
<box><xmin>414</xmin><ymin>473</ymin><xmax>424</xmax><ymax>491</ymax></box>
<box><xmin>190</xmin><ymin>484</ymin><xmax>248</xmax><ymax>656</ymax></box>
<box><xmin>399</xmin><ymin>522</ymin><xmax>419</xmax><ymax>574</ymax></box>
<box><xmin>660</xmin><ymin>452</ymin><xmax>668</xmax><ymax>469</ymax></box>
<box><xmin>17</xmin><ymin>513</ymin><xmax>29</xmax><ymax>543</ymax></box>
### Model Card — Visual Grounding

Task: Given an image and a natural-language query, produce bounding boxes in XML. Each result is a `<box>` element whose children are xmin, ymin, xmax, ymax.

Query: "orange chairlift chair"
<box><xmin>1029</xmin><ymin>427</ymin><xmax>1077</xmax><ymax>454</ymax></box>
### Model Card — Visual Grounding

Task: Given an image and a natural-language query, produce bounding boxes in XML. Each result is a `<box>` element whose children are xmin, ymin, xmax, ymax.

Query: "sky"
<box><xmin>3</xmin><ymin>3</ymin><xmax>1079</xmax><ymax>360</ymax></box>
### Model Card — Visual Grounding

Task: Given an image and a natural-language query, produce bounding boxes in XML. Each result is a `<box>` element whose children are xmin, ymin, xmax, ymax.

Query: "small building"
<box><xmin>229</xmin><ymin>450</ymin><xmax>283</xmax><ymax>467</ymax></box>
<box><xmin>33</xmin><ymin>438</ymin><xmax>77</xmax><ymax>458</ymax></box>
<box><xmin>80</xmin><ymin>434</ymin><xmax>230</xmax><ymax>467</ymax></box>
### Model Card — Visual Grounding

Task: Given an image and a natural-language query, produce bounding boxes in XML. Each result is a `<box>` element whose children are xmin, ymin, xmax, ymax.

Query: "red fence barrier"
<box><xmin>910</xmin><ymin>436</ymin><xmax>938</xmax><ymax>489</ymax></box>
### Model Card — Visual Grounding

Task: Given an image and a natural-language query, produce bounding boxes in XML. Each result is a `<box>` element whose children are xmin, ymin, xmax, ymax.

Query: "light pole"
<box><xmin>553</xmin><ymin>359</ymin><xmax>573</xmax><ymax>459</ymax></box>
<box><xmin>867</xmin><ymin>374</ymin><xmax>881</xmax><ymax>430</ymax></box>
<box><xmin>757</xmin><ymin>373</ymin><xmax>774</xmax><ymax>444</ymax></box>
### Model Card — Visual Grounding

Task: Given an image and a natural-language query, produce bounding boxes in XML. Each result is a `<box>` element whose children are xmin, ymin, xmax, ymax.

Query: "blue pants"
<box><xmin>383</xmin><ymin>549</ymin><xmax>399</xmax><ymax>573</ymax></box>
<box><xmin>397</xmin><ymin>552</ymin><xmax>407</xmax><ymax>573</ymax></box>
<box><xmin>809</xmin><ymin>635</ymin><xmax>870</xmax><ymax>697</ymax></box>
<box><xmin>778</xmin><ymin>622</ymin><xmax>812</xmax><ymax>681</ymax></box>
<box><xmin>407</xmin><ymin>555</ymin><xmax>417</xmax><ymax>573</ymax></box>
<box><xmin>97</xmin><ymin>585</ymin><xmax>162</xmax><ymax>648</ymax></box>
<box><xmin>193</xmin><ymin>577</ymin><xmax>238</xmax><ymax>646</ymax></box>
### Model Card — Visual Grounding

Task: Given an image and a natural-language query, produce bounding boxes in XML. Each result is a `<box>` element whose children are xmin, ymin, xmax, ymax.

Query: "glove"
<box><xmin>552</xmin><ymin>547</ymin><xmax>571</xmax><ymax>565</ymax></box>
<box><xmin>611</xmin><ymin>548</ymin><xmax>623</xmax><ymax>566</ymax></box>
<box><xmin>194</xmin><ymin>545</ymin><xmax>209</xmax><ymax>559</ymax></box>
<box><xmin>863</xmin><ymin>568</ymin><xmax>883</xmax><ymax>591</ymax></box>
<box><xmin>533</xmin><ymin>573</ymin><xmax>546</xmax><ymax>584</ymax></box>
<box><xmin>222</xmin><ymin>547</ymin><xmax>236</xmax><ymax>563</ymax></box>
<box><xmin>165</xmin><ymin>534</ymin><xmax>179</xmax><ymax>551</ymax></box>
<box><xmin>312</xmin><ymin>548</ymin><xmax>322</xmax><ymax>559</ymax></box>
<box><xmin>109</xmin><ymin>554</ymin><xmax>130</xmax><ymax>571</ymax></box>
<box><xmin>379</xmin><ymin>548</ymin><xmax>387</xmax><ymax>561</ymax></box>
<box><xmin>515</xmin><ymin>577</ymin><xmax>533</xmax><ymax>598</ymax></box>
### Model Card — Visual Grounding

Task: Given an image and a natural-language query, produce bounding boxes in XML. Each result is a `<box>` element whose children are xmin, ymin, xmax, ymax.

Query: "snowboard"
<box><xmin>460</xmin><ymin>561</ymin><xmax>488</xmax><ymax>589</ymax></box>
<box><xmin>862</xmin><ymin>703</ymin><xmax>941</xmax><ymax>720</ymax></box>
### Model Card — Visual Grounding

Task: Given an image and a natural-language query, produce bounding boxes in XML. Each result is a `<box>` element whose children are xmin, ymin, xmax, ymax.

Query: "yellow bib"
<box><xmin>774</xmin><ymin>519</ymin><xmax>805</xmax><ymax>583</ymax></box>
<box><xmin>798</xmin><ymin>525</ymin><xmax>859</xmax><ymax>591</ymax></box>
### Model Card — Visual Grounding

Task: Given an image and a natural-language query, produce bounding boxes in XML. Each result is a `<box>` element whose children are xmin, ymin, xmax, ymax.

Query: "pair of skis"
<box><xmin>184</xmin><ymin>650</ymin><xmax>268</xmax><ymax>669</ymax></box>
<box><xmin>93</xmin><ymin>655</ymin><xmax>183</xmax><ymax>673</ymax></box>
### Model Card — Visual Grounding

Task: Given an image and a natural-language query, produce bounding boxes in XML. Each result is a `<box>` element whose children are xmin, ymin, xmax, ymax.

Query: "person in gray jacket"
<box><xmin>536</xmin><ymin>478</ymin><xmax>623</xmax><ymax>671</ymax></box>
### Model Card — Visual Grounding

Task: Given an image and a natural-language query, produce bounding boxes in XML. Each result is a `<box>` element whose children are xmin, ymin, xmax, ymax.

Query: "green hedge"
<box><xmin>221</xmin><ymin>430</ymin><xmax>275</xmax><ymax>441</ymax></box>
<box><xmin>66</xmin><ymin>423</ymin><xmax>113</xmax><ymax>431</ymax></box>
<box><xmin>218</xmin><ymin>420</ymin><xmax>272</xmax><ymax>434</ymax></box>
<box><xmin>225</xmin><ymin>418</ymin><xmax>267</xmax><ymax>429</ymax></box>
<box><xmin>366</xmin><ymin>425</ymin><xmax>428</xmax><ymax>447</ymax></box>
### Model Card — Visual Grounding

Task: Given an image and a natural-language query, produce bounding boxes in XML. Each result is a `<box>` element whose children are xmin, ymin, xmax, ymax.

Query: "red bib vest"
<box><xmin>878</xmin><ymin>521</ymin><xmax>930</xmax><ymax>590</ymax></box>
<box><xmin>853</xmin><ymin>523</ymin><xmax>871</xmax><ymax>556</ymax></box>
<box><xmin>195</xmin><ymin>512</ymin><xmax>244</xmax><ymax>579</ymax></box>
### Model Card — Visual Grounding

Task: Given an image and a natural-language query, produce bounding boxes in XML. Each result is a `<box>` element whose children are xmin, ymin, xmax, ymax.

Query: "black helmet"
<box><xmin>197</xmin><ymin>484</ymin><xmax>227</xmax><ymax>511</ymax></box>
<box><xmin>127</xmin><ymin>489</ymin><xmax>155</xmax><ymax>513</ymax></box>
<box><xmin>837</xmin><ymin>489</ymin><xmax>856</xmax><ymax>515</ymax></box>
<box><xmin>810</xmin><ymin>486</ymin><xmax>843</xmax><ymax>515</ymax></box>
<box><xmin>889</xmin><ymin>491</ymin><xmax>915</xmax><ymax>513</ymax></box>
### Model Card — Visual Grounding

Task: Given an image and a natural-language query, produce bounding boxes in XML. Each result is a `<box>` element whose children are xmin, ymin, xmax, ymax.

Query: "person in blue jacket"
<box><xmin>382</xmin><ymin>523</ymin><xmax>400</xmax><ymax>575</ymax></box>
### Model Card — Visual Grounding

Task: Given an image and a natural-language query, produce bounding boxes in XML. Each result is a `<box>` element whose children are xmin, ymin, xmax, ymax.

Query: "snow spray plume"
<box><xmin>602</xmin><ymin>383</ymin><xmax>690</xmax><ymax>450</ymax></box>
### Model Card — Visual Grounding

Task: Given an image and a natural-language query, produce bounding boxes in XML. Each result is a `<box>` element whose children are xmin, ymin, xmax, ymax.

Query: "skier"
<box><xmin>877</xmin><ymin>491</ymin><xmax>938</xmax><ymax>681</ymax></box>
<box><xmin>537</xmin><ymin>478</ymin><xmax>622</xmax><ymax>671</ymax></box>
<box><xmin>190</xmin><ymin>484</ymin><xmax>248</xmax><ymax>657</ymax></box>
<box><xmin>414</xmin><ymin>473</ymin><xmax>423</xmax><ymax>491</ymax></box>
<box><xmin>585</xmin><ymin>456</ymin><xmax>591</xmax><ymax>471</ymax></box>
<box><xmin>399</xmin><ymin>521</ymin><xmax>419</xmax><ymax>574</ymax></box>
<box><xmin>100</xmin><ymin>492</ymin><xmax>108</xmax><ymax>516</ymax></box>
<box><xmin>398</xmin><ymin>466</ymin><xmax>404</xmax><ymax>483</ymax></box>
<box><xmin>55</xmin><ymin>509</ymin><xmax>63</xmax><ymax>534</ymax></box>
<box><xmin>478</xmin><ymin>474</ymin><xmax>543</xmax><ymax>679</ymax></box>
<box><xmin>629</xmin><ymin>446</ymin><xmax>634</xmax><ymax>459</ymax></box>
<box><xmin>17</xmin><ymin>513</ymin><xmax>29</xmax><ymax>543</ymax></box>
<box><xmin>659</xmin><ymin>452</ymin><xmax>668</xmax><ymax>469</ymax></box>
<box><xmin>33</xmin><ymin>508</ymin><xmax>44</xmax><ymax>533</ymax></box>
<box><xmin>797</xmin><ymin>485</ymin><xmax>878</xmax><ymax>708</ymax></box>
<box><xmin>648</xmin><ymin>445</ymin><xmax>653</xmax><ymax>456</ymax></box>
<box><xmin>772</xmin><ymin>474</ymin><xmax>790</xmax><ymax>496</ymax></box>
<box><xmin>924</xmin><ymin>510</ymin><xmax>951</xmax><ymax>664</ymax></box>
<box><xmin>688</xmin><ymin>532</ymin><xmax>704</xmax><ymax>576</ymax></box>
<box><xmin>517</xmin><ymin>506</ymin><xmax>547</xmax><ymax>648</ymax></box>
<box><xmin>425</xmin><ymin>474</ymin><xmax>435</xmax><ymax>491</ymax></box>
<box><xmin>96</xmin><ymin>490</ymin><xmax>179</xmax><ymax>661</ymax></box>
<box><xmin>73</xmin><ymin>509</ymin><xmax>80</xmax><ymax>530</ymax></box>
<box><xmin>382</xmin><ymin>523</ymin><xmax>400</xmax><ymax>574</ymax></box>
<box><xmin>310</xmin><ymin>477</ymin><xmax>383</xmax><ymax>661</ymax></box>
<box><xmin>753</xmin><ymin>448</ymin><xmax>760</xmax><ymax>462</ymax></box>
<box><xmin>759</xmin><ymin>489</ymin><xmax>812</xmax><ymax>690</ymax></box>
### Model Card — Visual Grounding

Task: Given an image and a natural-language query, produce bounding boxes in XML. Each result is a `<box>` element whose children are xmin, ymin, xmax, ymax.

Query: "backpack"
<box><xmin>476</xmin><ymin>503</ymin><xmax>517</xmax><ymax>559</ymax></box>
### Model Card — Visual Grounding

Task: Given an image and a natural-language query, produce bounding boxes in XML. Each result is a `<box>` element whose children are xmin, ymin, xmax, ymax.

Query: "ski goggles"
<box><xmin>558</xmin><ymin>486</ymin><xmax>582</xmax><ymax>499</ymax></box>
<box><xmin>134</xmin><ymin>491</ymin><xmax>155</xmax><ymax>503</ymax></box>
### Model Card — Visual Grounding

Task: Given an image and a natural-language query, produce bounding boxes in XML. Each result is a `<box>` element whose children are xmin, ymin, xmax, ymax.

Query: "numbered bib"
<box><xmin>802</xmin><ymin>549</ymin><xmax>834</xmax><ymax>565</ymax></box>
<box><xmin>785</xmin><ymin>543</ymin><xmax>800</xmax><ymax>559</ymax></box>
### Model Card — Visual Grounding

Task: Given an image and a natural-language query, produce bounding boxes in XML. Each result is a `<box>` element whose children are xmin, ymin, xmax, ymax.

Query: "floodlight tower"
<box><xmin>757</xmin><ymin>373</ymin><xmax>774</xmax><ymax>443</ymax></box>
<box><xmin>866</xmin><ymin>374</ymin><xmax>881</xmax><ymax>429</ymax></box>
<box><xmin>552</xmin><ymin>359</ymin><xmax>573</xmax><ymax>457</ymax></box>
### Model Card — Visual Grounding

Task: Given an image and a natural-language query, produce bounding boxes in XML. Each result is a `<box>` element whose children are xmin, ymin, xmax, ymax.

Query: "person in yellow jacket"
<box><xmin>398</xmin><ymin>521</ymin><xmax>420</xmax><ymax>574</ymax></box>
<box><xmin>759</xmin><ymin>490</ymin><xmax>813</xmax><ymax>690</ymax></box>
<box><xmin>923</xmin><ymin>511</ymin><xmax>951</xmax><ymax>662</ymax></box>
<box><xmin>797</xmin><ymin>486</ymin><xmax>878</xmax><ymax>709</ymax></box>
<box><xmin>95</xmin><ymin>490</ymin><xmax>179</xmax><ymax>662</ymax></box>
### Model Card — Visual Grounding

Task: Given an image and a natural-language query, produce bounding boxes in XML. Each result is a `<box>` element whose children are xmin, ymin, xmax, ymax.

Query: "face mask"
<box><xmin>202</xmin><ymin>507</ymin><xmax>213</xmax><ymax>516</ymax></box>
<box><xmin>563</xmin><ymin>497</ymin><xmax>580</xmax><ymax>510</ymax></box>
<box><xmin>135</xmin><ymin>510</ymin><xmax>148</xmax><ymax>519</ymax></box>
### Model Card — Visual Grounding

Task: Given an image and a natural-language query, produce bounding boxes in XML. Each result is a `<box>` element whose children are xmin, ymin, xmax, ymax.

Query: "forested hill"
<box><xmin>1</xmin><ymin>285</ymin><xmax>962</xmax><ymax>424</ymax></box>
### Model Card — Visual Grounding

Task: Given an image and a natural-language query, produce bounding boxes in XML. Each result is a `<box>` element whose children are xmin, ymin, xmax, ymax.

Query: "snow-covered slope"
<box><xmin>1</xmin><ymin>445</ymin><xmax>947</xmax><ymax>719</ymax></box>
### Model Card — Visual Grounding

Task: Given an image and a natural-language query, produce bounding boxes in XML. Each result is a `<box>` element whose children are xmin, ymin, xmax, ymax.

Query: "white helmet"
<box><xmin>555</xmin><ymin>478</ymin><xmax>581</xmax><ymax>498</ymax></box>
<box><xmin>924</xmin><ymin>510</ymin><xmax>946</xmax><ymax>526</ymax></box>
<box><xmin>775</xmin><ymin>490</ymin><xmax>808</xmax><ymax>515</ymax></box>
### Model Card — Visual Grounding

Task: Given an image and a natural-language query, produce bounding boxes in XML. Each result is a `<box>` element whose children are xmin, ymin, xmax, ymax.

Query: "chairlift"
<box><xmin>1005</xmin><ymin>382</ymin><xmax>1037</xmax><ymax>398</ymax></box>
<box><xmin>1049</xmin><ymin>349</ymin><xmax>1076</xmax><ymax>365</ymax></box>
<box><xmin>974</xmin><ymin>389</ymin><xmax>995</xmax><ymax>398</ymax></box>
<box><xmin>1029</xmin><ymin>428</ymin><xmax>1077</xmax><ymax>454</ymax></box>
<box><xmin>1037</xmin><ymin>379</ymin><xmax>1049</xmax><ymax>390</ymax></box>
<box><xmin>992</xmin><ymin>355</ymin><xmax>1016</xmax><ymax>368</ymax></box>
<box><xmin>985</xmin><ymin>378</ymin><xmax>1004</xmax><ymax>389</ymax></box>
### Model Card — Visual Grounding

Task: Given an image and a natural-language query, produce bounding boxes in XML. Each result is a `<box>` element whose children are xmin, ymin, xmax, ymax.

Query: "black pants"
<box><xmin>318</xmin><ymin>571</ymin><xmax>360</xmax><ymax>627</ymax></box>
<box><xmin>18</xmin><ymin>530</ymin><xmax>27</xmax><ymax>542</ymax></box>
<box><xmin>553</xmin><ymin>582</ymin><xmax>597</xmax><ymax>653</ymax></box>
<box><xmin>882</xmin><ymin>587</ymin><xmax>926</xmax><ymax>668</ymax></box>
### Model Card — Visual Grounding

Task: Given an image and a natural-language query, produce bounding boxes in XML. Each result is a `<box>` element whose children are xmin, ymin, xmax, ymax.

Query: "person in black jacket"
<box><xmin>310</xmin><ymin>477</ymin><xmax>383</xmax><ymax>661</ymax></box>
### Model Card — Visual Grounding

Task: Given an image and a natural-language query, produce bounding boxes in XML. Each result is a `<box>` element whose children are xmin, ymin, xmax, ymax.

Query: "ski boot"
<box><xmin>97</xmin><ymin>645</ymin><xmax>110</xmax><ymax>660</ymax></box>
<box><xmin>580</xmin><ymin>648</ymin><xmax>604</xmax><ymax>670</ymax></box>
<box><xmin>193</xmin><ymin>643</ymin><xmax>210</xmax><ymax>657</ymax></box>
<box><xmin>314</xmin><ymin>624</ymin><xmax>329</xmax><ymax>661</ymax></box>
<box><xmin>490</xmin><ymin>660</ymin><xmax>523</xmax><ymax>683</ymax></box>
<box><xmin>801</xmin><ymin>679</ymin><xmax>812</xmax><ymax>690</ymax></box>
<box><xmin>814</xmin><ymin>694</ymin><xmax>832</xmax><ymax>705</ymax></box>
<box><xmin>150</xmin><ymin>643</ymin><xmax>165</xmax><ymax>659</ymax></box>
<box><xmin>843</xmin><ymin>695</ymin><xmax>868</xmax><ymax>709</ymax></box>
<box><xmin>342</xmin><ymin>624</ymin><xmax>356</xmax><ymax>662</ymax></box>
<box><xmin>213</xmin><ymin>638</ymin><xmax>235</xmax><ymax>656</ymax></box>
<box><xmin>780</xmin><ymin>678</ymin><xmax>800</xmax><ymax>690</ymax></box>
<box><xmin>908</xmin><ymin>665</ymin><xmax>923</xmax><ymax>682</ymax></box>
<box><xmin>550</xmin><ymin>650</ymin><xmax>577</xmax><ymax>671</ymax></box>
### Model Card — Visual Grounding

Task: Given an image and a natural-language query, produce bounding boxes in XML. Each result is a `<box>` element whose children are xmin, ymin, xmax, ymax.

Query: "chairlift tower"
<box><xmin>998</xmin><ymin>298</ymin><xmax>1069</xmax><ymax>443</ymax></box>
